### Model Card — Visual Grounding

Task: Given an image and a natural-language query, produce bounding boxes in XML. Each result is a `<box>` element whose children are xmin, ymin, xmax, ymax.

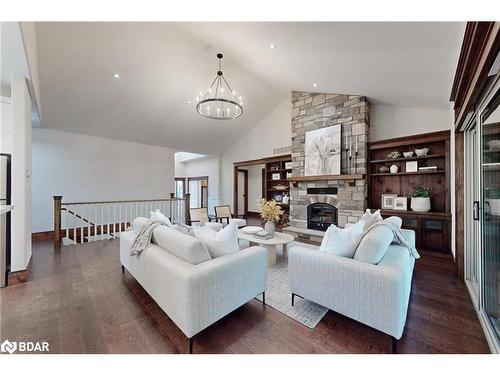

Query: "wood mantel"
<box><xmin>288</xmin><ymin>174</ymin><xmax>364</xmax><ymax>187</ymax></box>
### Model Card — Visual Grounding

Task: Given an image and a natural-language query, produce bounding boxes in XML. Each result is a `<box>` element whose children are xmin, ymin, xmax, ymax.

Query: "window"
<box><xmin>175</xmin><ymin>178</ymin><xmax>185</xmax><ymax>198</ymax></box>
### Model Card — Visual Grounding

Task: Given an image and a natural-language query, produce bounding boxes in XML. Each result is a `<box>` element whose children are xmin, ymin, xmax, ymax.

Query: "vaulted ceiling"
<box><xmin>35</xmin><ymin>22</ymin><xmax>465</xmax><ymax>154</ymax></box>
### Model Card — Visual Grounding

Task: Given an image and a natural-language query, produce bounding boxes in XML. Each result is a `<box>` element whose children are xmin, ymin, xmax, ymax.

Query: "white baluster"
<box><xmin>107</xmin><ymin>204</ymin><xmax>110</xmax><ymax>239</ymax></box>
<box><xmin>119</xmin><ymin>203</ymin><xmax>122</xmax><ymax>233</ymax></box>
<box><xmin>73</xmin><ymin>205</ymin><xmax>76</xmax><ymax>245</ymax></box>
<box><xmin>87</xmin><ymin>204</ymin><xmax>91</xmax><ymax>242</ymax></box>
<box><xmin>80</xmin><ymin>206</ymin><xmax>84</xmax><ymax>244</ymax></box>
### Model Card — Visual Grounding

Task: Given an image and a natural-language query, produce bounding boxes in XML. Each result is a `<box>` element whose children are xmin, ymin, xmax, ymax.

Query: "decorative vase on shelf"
<box><xmin>390</xmin><ymin>164</ymin><xmax>399</xmax><ymax>174</ymax></box>
<box><xmin>411</xmin><ymin>197</ymin><xmax>431</xmax><ymax>212</ymax></box>
<box><xmin>282</xmin><ymin>193</ymin><xmax>289</xmax><ymax>204</ymax></box>
<box><xmin>264</xmin><ymin>220</ymin><xmax>276</xmax><ymax>235</ymax></box>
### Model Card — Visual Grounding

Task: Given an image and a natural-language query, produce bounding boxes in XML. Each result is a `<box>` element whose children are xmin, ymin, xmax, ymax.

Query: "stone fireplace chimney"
<box><xmin>289</xmin><ymin>91</ymin><xmax>369</xmax><ymax>229</ymax></box>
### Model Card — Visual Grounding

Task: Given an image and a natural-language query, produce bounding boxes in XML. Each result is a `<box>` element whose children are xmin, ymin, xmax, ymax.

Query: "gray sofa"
<box><xmin>288</xmin><ymin>229</ymin><xmax>416</xmax><ymax>352</ymax></box>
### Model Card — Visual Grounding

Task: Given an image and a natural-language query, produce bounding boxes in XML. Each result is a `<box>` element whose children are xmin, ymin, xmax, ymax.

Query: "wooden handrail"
<box><xmin>61</xmin><ymin>207</ymin><xmax>96</xmax><ymax>226</ymax></box>
<box><xmin>53</xmin><ymin>194</ymin><xmax>190</xmax><ymax>248</ymax></box>
<box><xmin>61</xmin><ymin>197</ymin><xmax>182</xmax><ymax>206</ymax></box>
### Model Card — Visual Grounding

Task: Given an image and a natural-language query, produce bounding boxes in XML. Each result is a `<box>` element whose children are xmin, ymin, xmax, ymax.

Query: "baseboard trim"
<box><xmin>32</xmin><ymin>230</ymin><xmax>55</xmax><ymax>241</ymax></box>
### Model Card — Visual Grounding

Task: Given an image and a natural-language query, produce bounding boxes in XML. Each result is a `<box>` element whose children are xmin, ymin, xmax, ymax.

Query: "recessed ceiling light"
<box><xmin>187</xmin><ymin>100</ymin><xmax>192</xmax><ymax>104</ymax></box>
<box><xmin>112</xmin><ymin>73</ymin><xmax>120</xmax><ymax>79</ymax></box>
<box><xmin>269</xmin><ymin>43</ymin><xmax>277</xmax><ymax>49</ymax></box>
<box><xmin>313</xmin><ymin>83</ymin><xmax>318</xmax><ymax>88</ymax></box>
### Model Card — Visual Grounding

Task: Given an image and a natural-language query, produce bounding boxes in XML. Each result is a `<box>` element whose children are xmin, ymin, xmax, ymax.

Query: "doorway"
<box><xmin>187</xmin><ymin>176</ymin><xmax>209</xmax><ymax>209</ymax></box>
<box><xmin>463</xmin><ymin>75</ymin><xmax>500</xmax><ymax>351</ymax></box>
<box><xmin>235</xmin><ymin>169</ymin><xmax>248</xmax><ymax>217</ymax></box>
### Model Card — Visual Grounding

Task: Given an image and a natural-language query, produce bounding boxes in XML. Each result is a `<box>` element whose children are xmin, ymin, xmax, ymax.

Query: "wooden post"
<box><xmin>53</xmin><ymin>195</ymin><xmax>63</xmax><ymax>249</ymax></box>
<box><xmin>184</xmin><ymin>193</ymin><xmax>190</xmax><ymax>225</ymax></box>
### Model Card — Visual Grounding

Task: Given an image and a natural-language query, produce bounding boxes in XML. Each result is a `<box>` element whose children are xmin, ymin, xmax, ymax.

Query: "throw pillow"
<box><xmin>194</xmin><ymin>223</ymin><xmax>239</xmax><ymax>258</ymax></box>
<box><xmin>354</xmin><ymin>225</ymin><xmax>394</xmax><ymax>264</ymax></box>
<box><xmin>384</xmin><ymin>216</ymin><xmax>402</xmax><ymax>228</ymax></box>
<box><xmin>173</xmin><ymin>223</ymin><xmax>195</xmax><ymax>236</ymax></box>
<box><xmin>132</xmin><ymin>217</ymin><xmax>149</xmax><ymax>234</ymax></box>
<box><xmin>360</xmin><ymin>209</ymin><xmax>383</xmax><ymax>231</ymax></box>
<box><xmin>150</xmin><ymin>209</ymin><xmax>174</xmax><ymax>227</ymax></box>
<box><xmin>152</xmin><ymin>226</ymin><xmax>211</xmax><ymax>265</ymax></box>
<box><xmin>319</xmin><ymin>220</ymin><xmax>365</xmax><ymax>258</ymax></box>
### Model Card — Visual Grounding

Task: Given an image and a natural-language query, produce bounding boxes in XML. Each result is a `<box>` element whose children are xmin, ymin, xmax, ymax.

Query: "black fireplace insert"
<box><xmin>307</xmin><ymin>203</ymin><xmax>338</xmax><ymax>231</ymax></box>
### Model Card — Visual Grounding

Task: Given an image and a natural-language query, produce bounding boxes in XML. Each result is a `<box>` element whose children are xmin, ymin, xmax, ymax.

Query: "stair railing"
<box><xmin>53</xmin><ymin>193</ymin><xmax>190</xmax><ymax>248</ymax></box>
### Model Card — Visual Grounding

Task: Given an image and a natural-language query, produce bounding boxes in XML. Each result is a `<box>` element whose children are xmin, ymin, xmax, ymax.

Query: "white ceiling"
<box><xmin>1</xmin><ymin>22</ymin><xmax>30</xmax><ymax>97</ymax></box>
<box><xmin>35</xmin><ymin>22</ymin><xmax>465</xmax><ymax>154</ymax></box>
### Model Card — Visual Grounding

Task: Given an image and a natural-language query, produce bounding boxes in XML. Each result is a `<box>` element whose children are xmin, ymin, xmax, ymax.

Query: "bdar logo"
<box><xmin>1</xmin><ymin>339</ymin><xmax>17</xmax><ymax>354</ymax></box>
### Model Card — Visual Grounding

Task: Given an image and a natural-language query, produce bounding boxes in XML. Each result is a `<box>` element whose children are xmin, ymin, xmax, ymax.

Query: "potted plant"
<box><xmin>257</xmin><ymin>198</ymin><xmax>283</xmax><ymax>235</ymax></box>
<box><xmin>409</xmin><ymin>186</ymin><xmax>433</xmax><ymax>212</ymax></box>
<box><xmin>486</xmin><ymin>188</ymin><xmax>500</xmax><ymax>216</ymax></box>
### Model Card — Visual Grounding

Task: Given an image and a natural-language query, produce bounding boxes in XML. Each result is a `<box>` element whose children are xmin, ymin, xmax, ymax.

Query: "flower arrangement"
<box><xmin>408</xmin><ymin>186</ymin><xmax>433</xmax><ymax>198</ymax></box>
<box><xmin>257</xmin><ymin>198</ymin><xmax>283</xmax><ymax>222</ymax></box>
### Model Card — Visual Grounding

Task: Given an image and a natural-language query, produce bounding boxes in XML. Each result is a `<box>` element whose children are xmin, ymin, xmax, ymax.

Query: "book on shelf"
<box><xmin>418</xmin><ymin>166</ymin><xmax>438</xmax><ymax>171</ymax></box>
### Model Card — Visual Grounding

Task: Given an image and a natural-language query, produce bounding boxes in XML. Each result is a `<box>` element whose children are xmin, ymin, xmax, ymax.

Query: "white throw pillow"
<box><xmin>150</xmin><ymin>209</ymin><xmax>174</xmax><ymax>227</ymax></box>
<box><xmin>152</xmin><ymin>226</ymin><xmax>211</xmax><ymax>265</ymax></box>
<box><xmin>360</xmin><ymin>209</ymin><xmax>383</xmax><ymax>231</ymax></box>
<box><xmin>194</xmin><ymin>223</ymin><xmax>239</xmax><ymax>258</ymax></box>
<box><xmin>173</xmin><ymin>223</ymin><xmax>195</xmax><ymax>236</ymax></box>
<box><xmin>354</xmin><ymin>225</ymin><xmax>394</xmax><ymax>264</ymax></box>
<box><xmin>384</xmin><ymin>216</ymin><xmax>402</xmax><ymax>228</ymax></box>
<box><xmin>132</xmin><ymin>217</ymin><xmax>149</xmax><ymax>234</ymax></box>
<box><xmin>319</xmin><ymin>220</ymin><xmax>365</xmax><ymax>258</ymax></box>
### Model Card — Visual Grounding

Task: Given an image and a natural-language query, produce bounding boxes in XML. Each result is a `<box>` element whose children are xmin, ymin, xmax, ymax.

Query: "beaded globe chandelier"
<box><xmin>196</xmin><ymin>53</ymin><xmax>243</xmax><ymax>120</ymax></box>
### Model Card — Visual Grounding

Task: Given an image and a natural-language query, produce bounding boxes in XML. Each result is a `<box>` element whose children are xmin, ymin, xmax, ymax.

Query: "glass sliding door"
<box><xmin>464</xmin><ymin>126</ymin><xmax>481</xmax><ymax>304</ymax></box>
<box><xmin>481</xmin><ymin>89</ymin><xmax>500</xmax><ymax>341</ymax></box>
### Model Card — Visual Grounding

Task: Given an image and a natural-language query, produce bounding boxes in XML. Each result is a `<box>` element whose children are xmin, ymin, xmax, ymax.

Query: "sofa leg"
<box><xmin>391</xmin><ymin>337</ymin><xmax>398</xmax><ymax>354</ymax></box>
<box><xmin>292</xmin><ymin>293</ymin><xmax>295</xmax><ymax>306</ymax></box>
<box><xmin>262</xmin><ymin>291</ymin><xmax>266</xmax><ymax>307</ymax></box>
<box><xmin>121</xmin><ymin>265</ymin><xmax>125</xmax><ymax>274</ymax></box>
<box><xmin>187</xmin><ymin>337</ymin><xmax>193</xmax><ymax>354</ymax></box>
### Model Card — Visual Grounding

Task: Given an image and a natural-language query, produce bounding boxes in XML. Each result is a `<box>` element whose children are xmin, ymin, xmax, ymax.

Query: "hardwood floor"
<box><xmin>0</xmin><ymin>237</ymin><xmax>490</xmax><ymax>354</ymax></box>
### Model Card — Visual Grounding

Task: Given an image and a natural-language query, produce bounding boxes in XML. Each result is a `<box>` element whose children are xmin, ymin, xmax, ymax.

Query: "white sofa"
<box><xmin>120</xmin><ymin>228</ymin><xmax>267</xmax><ymax>353</ymax></box>
<box><xmin>288</xmin><ymin>229</ymin><xmax>416</xmax><ymax>353</ymax></box>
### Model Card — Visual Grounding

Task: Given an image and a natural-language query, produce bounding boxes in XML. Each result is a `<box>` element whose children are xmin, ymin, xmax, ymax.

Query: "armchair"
<box><xmin>214</xmin><ymin>205</ymin><xmax>247</xmax><ymax>228</ymax></box>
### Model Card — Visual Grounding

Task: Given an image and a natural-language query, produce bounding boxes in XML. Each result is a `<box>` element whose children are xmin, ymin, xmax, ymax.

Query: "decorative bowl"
<box><xmin>273</xmin><ymin>184</ymin><xmax>288</xmax><ymax>191</ymax></box>
<box><xmin>403</xmin><ymin>151</ymin><xmax>414</xmax><ymax>158</ymax></box>
<box><xmin>387</xmin><ymin>151</ymin><xmax>401</xmax><ymax>159</ymax></box>
<box><xmin>487</xmin><ymin>140</ymin><xmax>500</xmax><ymax>150</ymax></box>
<box><xmin>379</xmin><ymin>166</ymin><xmax>390</xmax><ymax>173</ymax></box>
<box><xmin>415</xmin><ymin>148</ymin><xmax>429</xmax><ymax>156</ymax></box>
<box><xmin>242</xmin><ymin>226</ymin><xmax>263</xmax><ymax>235</ymax></box>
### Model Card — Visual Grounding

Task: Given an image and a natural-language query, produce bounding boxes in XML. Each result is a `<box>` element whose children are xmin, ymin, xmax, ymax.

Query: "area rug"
<box><xmin>244</xmin><ymin>240</ymin><xmax>329</xmax><ymax>329</ymax></box>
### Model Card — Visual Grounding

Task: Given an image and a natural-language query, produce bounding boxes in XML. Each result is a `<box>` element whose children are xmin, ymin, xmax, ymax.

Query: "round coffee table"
<box><xmin>237</xmin><ymin>229</ymin><xmax>295</xmax><ymax>266</ymax></box>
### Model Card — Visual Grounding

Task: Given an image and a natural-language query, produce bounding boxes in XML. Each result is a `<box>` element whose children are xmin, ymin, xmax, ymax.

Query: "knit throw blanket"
<box><xmin>130</xmin><ymin>219</ymin><xmax>164</xmax><ymax>256</ymax></box>
<box><xmin>363</xmin><ymin>221</ymin><xmax>420</xmax><ymax>259</ymax></box>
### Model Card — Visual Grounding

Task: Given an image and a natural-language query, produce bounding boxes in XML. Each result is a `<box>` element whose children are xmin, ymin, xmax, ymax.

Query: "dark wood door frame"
<box><xmin>234</xmin><ymin>168</ymin><xmax>248</xmax><ymax>218</ymax></box>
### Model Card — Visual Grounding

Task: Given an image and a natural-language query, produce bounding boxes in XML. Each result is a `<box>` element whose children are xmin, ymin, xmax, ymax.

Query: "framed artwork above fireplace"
<box><xmin>304</xmin><ymin>124</ymin><xmax>341</xmax><ymax>176</ymax></box>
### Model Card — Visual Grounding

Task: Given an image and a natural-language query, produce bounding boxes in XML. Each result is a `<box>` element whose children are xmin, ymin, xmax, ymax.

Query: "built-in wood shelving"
<box><xmin>370</xmin><ymin>170</ymin><xmax>445</xmax><ymax>177</ymax></box>
<box><xmin>369</xmin><ymin>154</ymin><xmax>445</xmax><ymax>164</ymax></box>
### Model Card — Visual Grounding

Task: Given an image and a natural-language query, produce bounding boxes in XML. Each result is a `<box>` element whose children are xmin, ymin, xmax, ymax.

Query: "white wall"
<box><xmin>370</xmin><ymin>104</ymin><xmax>452</xmax><ymax>141</ymax></box>
<box><xmin>0</xmin><ymin>77</ymin><xmax>32</xmax><ymax>272</ymax></box>
<box><xmin>175</xmin><ymin>155</ymin><xmax>221</xmax><ymax>215</ymax></box>
<box><xmin>221</xmin><ymin>98</ymin><xmax>291</xmax><ymax>205</ymax></box>
<box><xmin>32</xmin><ymin>128</ymin><xmax>176</xmax><ymax>233</ymax></box>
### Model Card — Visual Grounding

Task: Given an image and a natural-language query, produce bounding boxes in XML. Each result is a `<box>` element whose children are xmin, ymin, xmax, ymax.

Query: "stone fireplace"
<box><xmin>289</xmin><ymin>91</ymin><xmax>370</xmax><ymax>232</ymax></box>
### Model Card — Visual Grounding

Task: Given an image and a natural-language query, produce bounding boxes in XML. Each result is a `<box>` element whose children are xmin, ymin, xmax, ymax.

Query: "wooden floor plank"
<box><xmin>0</xmin><ymin>237</ymin><xmax>490</xmax><ymax>354</ymax></box>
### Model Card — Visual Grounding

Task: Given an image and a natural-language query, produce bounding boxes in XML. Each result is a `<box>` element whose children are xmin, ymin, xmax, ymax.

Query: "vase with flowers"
<box><xmin>257</xmin><ymin>198</ymin><xmax>283</xmax><ymax>235</ymax></box>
